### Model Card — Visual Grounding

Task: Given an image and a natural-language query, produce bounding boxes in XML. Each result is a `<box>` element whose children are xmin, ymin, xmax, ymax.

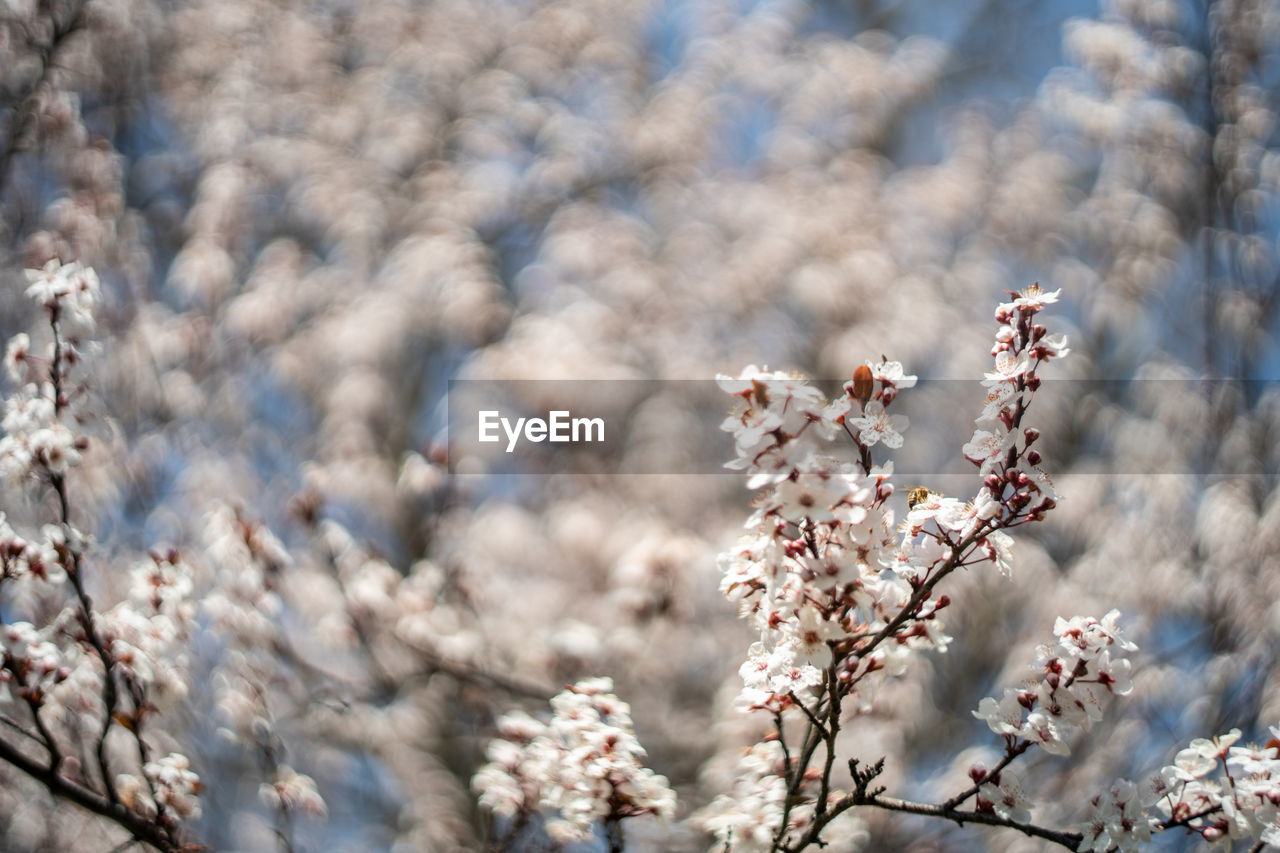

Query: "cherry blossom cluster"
<box><xmin>707</xmin><ymin>286</ymin><xmax>1081</xmax><ymax>850</ymax></box>
<box><xmin>472</xmin><ymin>677</ymin><xmax>676</xmax><ymax>844</ymax></box>
<box><xmin>99</xmin><ymin>552</ymin><xmax>197</xmax><ymax>711</ymax></box>
<box><xmin>716</xmin><ymin>363</ymin><xmax>905</xmax><ymax>713</ymax></box>
<box><xmin>975</xmin><ymin>768</ymin><xmax>1034</xmax><ymax>825</ymax></box>
<box><xmin>974</xmin><ymin>610</ymin><xmax>1137</xmax><ymax>756</ymax></box>
<box><xmin>0</xmin><ymin>261</ymin><xmax>203</xmax><ymax>851</ymax></box>
<box><xmin>0</xmin><ymin>620</ymin><xmax>70</xmax><ymax>706</ymax></box>
<box><xmin>0</xmin><ymin>517</ymin><xmax>67</xmax><ymax>585</ymax></box>
<box><xmin>117</xmin><ymin>753</ymin><xmax>203</xmax><ymax>821</ymax></box>
<box><xmin>0</xmin><ymin>260</ymin><xmax>98</xmax><ymax>481</ymax></box>
<box><xmin>697</xmin><ymin>740</ymin><xmax>866</xmax><ymax>852</ymax></box>
<box><xmin>1079</xmin><ymin>727</ymin><xmax>1280</xmax><ymax>852</ymax></box>
<box><xmin>962</xmin><ymin>284</ymin><xmax>1068</xmax><ymax>512</ymax></box>
<box><xmin>1076</xmin><ymin>778</ymin><xmax>1153</xmax><ymax>853</ymax></box>
<box><xmin>259</xmin><ymin>766</ymin><xmax>328</xmax><ymax>818</ymax></box>
<box><xmin>718</xmin><ymin>285</ymin><xmax>1071</xmax><ymax>720</ymax></box>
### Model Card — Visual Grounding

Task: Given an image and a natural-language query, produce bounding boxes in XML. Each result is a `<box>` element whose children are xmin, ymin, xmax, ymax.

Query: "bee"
<box><xmin>907</xmin><ymin>486</ymin><xmax>936</xmax><ymax>509</ymax></box>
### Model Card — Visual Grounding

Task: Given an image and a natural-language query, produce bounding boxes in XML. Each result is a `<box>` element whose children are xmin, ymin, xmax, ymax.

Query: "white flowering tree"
<box><xmin>1</xmin><ymin>0</ymin><xmax>1279</xmax><ymax>851</ymax></box>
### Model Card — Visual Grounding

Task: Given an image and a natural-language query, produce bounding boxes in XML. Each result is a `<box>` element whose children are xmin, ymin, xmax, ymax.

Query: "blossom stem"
<box><xmin>940</xmin><ymin>739</ymin><xmax>1031</xmax><ymax>811</ymax></box>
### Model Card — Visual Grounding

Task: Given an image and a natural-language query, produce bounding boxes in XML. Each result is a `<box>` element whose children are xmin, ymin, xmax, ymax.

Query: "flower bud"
<box><xmin>850</xmin><ymin>364</ymin><xmax>873</xmax><ymax>405</ymax></box>
<box><xmin>1023</xmin><ymin>427</ymin><xmax>1039</xmax><ymax>444</ymax></box>
<box><xmin>1027</xmin><ymin>450</ymin><xmax>1042</xmax><ymax>466</ymax></box>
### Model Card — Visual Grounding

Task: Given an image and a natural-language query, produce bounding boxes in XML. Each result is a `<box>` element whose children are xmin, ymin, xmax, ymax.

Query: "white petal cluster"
<box><xmin>202</xmin><ymin>505</ymin><xmax>289</xmax><ymax>648</ymax></box>
<box><xmin>102</xmin><ymin>553</ymin><xmax>196</xmax><ymax>707</ymax></box>
<box><xmin>0</xmin><ymin>515</ymin><xmax>67</xmax><ymax>585</ymax></box>
<box><xmin>974</xmin><ymin>610</ymin><xmax>1137</xmax><ymax>755</ymax></box>
<box><xmin>698</xmin><ymin>741</ymin><xmax>791</xmax><ymax>852</ymax></box>
<box><xmin>1078</xmin><ymin>726</ymin><xmax>1280</xmax><ymax>853</ymax></box>
<box><xmin>259</xmin><ymin>765</ymin><xmax>328</xmax><ymax>818</ymax></box>
<box><xmin>697</xmin><ymin>740</ymin><xmax>867</xmax><ymax>852</ymax></box>
<box><xmin>848</xmin><ymin>401</ymin><xmax>908</xmax><ymax>450</ymax></box>
<box><xmin>472</xmin><ymin>678</ymin><xmax>675</xmax><ymax>841</ymax></box>
<box><xmin>0</xmin><ymin>262</ymin><xmax>101</xmax><ymax>483</ymax></box>
<box><xmin>0</xmin><ymin>387</ymin><xmax>80</xmax><ymax>480</ymax></box>
<box><xmin>717</xmin><ymin>367</ymin><xmax>923</xmax><ymax>709</ymax></box>
<box><xmin>963</xmin><ymin>283</ymin><xmax>1067</xmax><ymax>500</ymax></box>
<box><xmin>977</xmin><ymin>769</ymin><xmax>1033</xmax><ymax>825</ymax></box>
<box><xmin>23</xmin><ymin>259</ymin><xmax>100</xmax><ymax>337</ymax></box>
<box><xmin>146</xmin><ymin>752</ymin><xmax>202</xmax><ymax>820</ymax></box>
<box><xmin>1135</xmin><ymin>727</ymin><xmax>1280</xmax><ymax>845</ymax></box>
<box><xmin>117</xmin><ymin>753</ymin><xmax>203</xmax><ymax>822</ymax></box>
<box><xmin>717</xmin><ymin>366</ymin><xmax>842</xmax><ymax>487</ymax></box>
<box><xmin>1078</xmin><ymin>779</ymin><xmax>1153</xmax><ymax>852</ymax></box>
<box><xmin>0</xmin><ymin>621</ymin><xmax>70</xmax><ymax>705</ymax></box>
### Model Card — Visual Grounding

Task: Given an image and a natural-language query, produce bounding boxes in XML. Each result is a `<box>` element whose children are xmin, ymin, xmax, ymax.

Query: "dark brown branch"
<box><xmin>783</xmin><ymin>756</ymin><xmax>1083</xmax><ymax>852</ymax></box>
<box><xmin>0</xmin><ymin>734</ymin><xmax>181</xmax><ymax>852</ymax></box>
<box><xmin>0</xmin><ymin>712</ymin><xmax>46</xmax><ymax>748</ymax></box>
<box><xmin>853</xmin><ymin>521</ymin><xmax>994</xmax><ymax>663</ymax></box>
<box><xmin>847</xmin><ymin>791</ymin><xmax>1083</xmax><ymax>850</ymax></box>
<box><xmin>48</xmin><ymin>306</ymin><xmax>123</xmax><ymax>805</ymax></box>
<box><xmin>941</xmin><ymin>740</ymin><xmax>1031</xmax><ymax>812</ymax></box>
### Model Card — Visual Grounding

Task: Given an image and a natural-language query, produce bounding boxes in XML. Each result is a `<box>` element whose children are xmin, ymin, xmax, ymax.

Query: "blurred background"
<box><xmin>1</xmin><ymin>0</ymin><xmax>1279</xmax><ymax>850</ymax></box>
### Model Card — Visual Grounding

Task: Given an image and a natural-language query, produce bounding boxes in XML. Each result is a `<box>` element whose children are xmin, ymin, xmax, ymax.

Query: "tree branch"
<box><xmin>0</xmin><ymin>734</ymin><xmax>182</xmax><ymax>852</ymax></box>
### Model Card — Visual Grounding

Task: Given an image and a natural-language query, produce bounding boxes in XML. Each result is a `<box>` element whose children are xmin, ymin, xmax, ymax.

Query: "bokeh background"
<box><xmin>2</xmin><ymin>0</ymin><xmax>1279</xmax><ymax>850</ymax></box>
